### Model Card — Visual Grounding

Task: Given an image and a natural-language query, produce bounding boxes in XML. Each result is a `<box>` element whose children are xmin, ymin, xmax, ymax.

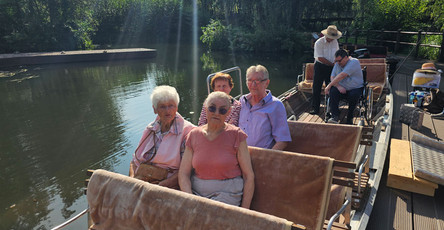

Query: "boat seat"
<box><xmin>297</xmin><ymin>63</ymin><xmax>326</xmax><ymax>93</ymax></box>
<box><xmin>283</xmin><ymin>121</ymin><xmax>363</xmax><ymax>219</ymax></box>
<box><xmin>86</xmin><ymin>169</ymin><xmax>300</xmax><ymax>230</ymax></box>
<box><xmin>86</xmin><ymin>148</ymin><xmax>337</xmax><ymax>230</ymax></box>
<box><xmin>297</xmin><ymin>60</ymin><xmax>387</xmax><ymax>101</ymax></box>
<box><xmin>284</xmin><ymin>121</ymin><xmax>362</xmax><ymax>162</ymax></box>
<box><xmin>360</xmin><ymin>62</ymin><xmax>387</xmax><ymax>101</ymax></box>
<box><xmin>248</xmin><ymin>146</ymin><xmax>334</xmax><ymax>230</ymax></box>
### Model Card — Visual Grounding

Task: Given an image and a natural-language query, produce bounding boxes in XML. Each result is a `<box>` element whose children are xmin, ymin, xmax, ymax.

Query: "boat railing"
<box><xmin>327</xmin><ymin>199</ymin><xmax>350</xmax><ymax>230</ymax></box>
<box><xmin>358</xmin><ymin>154</ymin><xmax>369</xmax><ymax>194</ymax></box>
<box><xmin>50</xmin><ymin>208</ymin><xmax>89</xmax><ymax>230</ymax></box>
<box><xmin>206</xmin><ymin>66</ymin><xmax>243</xmax><ymax>96</ymax></box>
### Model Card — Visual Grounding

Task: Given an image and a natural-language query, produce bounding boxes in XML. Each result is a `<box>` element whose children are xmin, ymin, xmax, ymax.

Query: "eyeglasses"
<box><xmin>247</xmin><ymin>79</ymin><xmax>267</xmax><ymax>85</ymax></box>
<box><xmin>158</xmin><ymin>104</ymin><xmax>176</xmax><ymax>110</ymax></box>
<box><xmin>208</xmin><ymin>105</ymin><xmax>228</xmax><ymax>115</ymax></box>
<box><xmin>335</xmin><ymin>57</ymin><xmax>344</xmax><ymax>63</ymax></box>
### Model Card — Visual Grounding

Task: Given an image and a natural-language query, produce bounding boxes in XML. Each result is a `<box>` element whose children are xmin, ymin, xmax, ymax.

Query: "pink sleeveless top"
<box><xmin>186</xmin><ymin>124</ymin><xmax>247</xmax><ymax>180</ymax></box>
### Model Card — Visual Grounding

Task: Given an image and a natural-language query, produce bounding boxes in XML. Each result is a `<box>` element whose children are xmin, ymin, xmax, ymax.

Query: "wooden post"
<box><xmin>366</xmin><ymin>29</ymin><xmax>370</xmax><ymax>45</ymax></box>
<box><xmin>354</xmin><ymin>30</ymin><xmax>358</xmax><ymax>46</ymax></box>
<box><xmin>395</xmin><ymin>29</ymin><xmax>401</xmax><ymax>54</ymax></box>
<box><xmin>414</xmin><ymin>30</ymin><xmax>422</xmax><ymax>59</ymax></box>
<box><xmin>380</xmin><ymin>30</ymin><xmax>384</xmax><ymax>46</ymax></box>
<box><xmin>439</xmin><ymin>29</ymin><xmax>444</xmax><ymax>62</ymax></box>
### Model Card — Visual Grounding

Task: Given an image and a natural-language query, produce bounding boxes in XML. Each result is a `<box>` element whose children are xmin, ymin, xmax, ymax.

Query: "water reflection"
<box><xmin>0</xmin><ymin>44</ymin><xmax>309</xmax><ymax>229</ymax></box>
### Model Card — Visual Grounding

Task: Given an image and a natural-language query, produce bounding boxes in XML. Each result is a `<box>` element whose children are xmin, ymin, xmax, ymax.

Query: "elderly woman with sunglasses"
<box><xmin>198</xmin><ymin>72</ymin><xmax>242</xmax><ymax>126</ymax></box>
<box><xmin>179</xmin><ymin>91</ymin><xmax>255</xmax><ymax>208</ymax></box>
<box><xmin>129</xmin><ymin>85</ymin><xmax>195</xmax><ymax>189</ymax></box>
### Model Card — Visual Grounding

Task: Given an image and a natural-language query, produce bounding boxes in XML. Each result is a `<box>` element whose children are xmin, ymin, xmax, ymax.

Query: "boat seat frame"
<box><xmin>83</xmin><ymin>154</ymin><xmax>357</xmax><ymax>230</ymax></box>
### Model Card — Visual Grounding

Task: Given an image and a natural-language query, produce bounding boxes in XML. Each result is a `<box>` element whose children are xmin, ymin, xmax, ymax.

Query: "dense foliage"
<box><xmin>0</xmin><ymin>0</ymin><xmax>443</xmax><ymax>58</ymax></box>
<box><xmin>0</xmin><ymin>0</ymin><xmax>185</xmax><ymax>53</ymax></box>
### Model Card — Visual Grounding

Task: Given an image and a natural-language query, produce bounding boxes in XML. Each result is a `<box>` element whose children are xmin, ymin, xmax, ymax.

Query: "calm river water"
<box><xmin>0</xmin><ymin>43</ymin><xmax>310</xmax><ymax>229</ymax></box>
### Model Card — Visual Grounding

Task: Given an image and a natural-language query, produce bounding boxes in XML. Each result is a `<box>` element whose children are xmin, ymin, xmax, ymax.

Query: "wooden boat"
<box><xmin>275</xmin><ymin>58</ymin><xmax>393</xmax><ymax>229</ymax></box>
<box><xmin>53</xmin><ymin>59</ymin><xmax>393</xmax><ymax>230</ymax></box>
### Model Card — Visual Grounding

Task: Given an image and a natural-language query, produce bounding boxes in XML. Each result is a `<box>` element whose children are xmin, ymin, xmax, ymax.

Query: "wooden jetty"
<box><xmin>367</xmin><ymin>56</ymin><xmax>444</xmax><ymax>230</ymax></box>
<box><xmin>0</xmin><ymin>48</ymin><xmax>156</xmax><ymax>68</ymax></box>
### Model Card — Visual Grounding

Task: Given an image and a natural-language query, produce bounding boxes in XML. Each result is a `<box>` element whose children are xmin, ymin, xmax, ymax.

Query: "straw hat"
<box><xmin>415</xmin><ymin>62</ymin><xmax>438</xmax><ymax>74</ymax></box>
<box><xmin>321</xmin><ymin>25</ymin><xmax>342</xmax><ymax>40</ymax></box>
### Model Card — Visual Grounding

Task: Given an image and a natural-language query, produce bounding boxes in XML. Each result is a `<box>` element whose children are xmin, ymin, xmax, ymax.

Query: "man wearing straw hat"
<box><xmin>310</xmin><ymin>25</ymin><xmax>342</xmax><ymax>115</ymax></box>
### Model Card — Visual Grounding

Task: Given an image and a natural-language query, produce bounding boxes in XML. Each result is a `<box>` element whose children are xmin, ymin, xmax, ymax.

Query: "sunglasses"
<box><xmin>208</xmin><ymin>105</ymin><xmax>228</xmax><ymax>115</ymax></box>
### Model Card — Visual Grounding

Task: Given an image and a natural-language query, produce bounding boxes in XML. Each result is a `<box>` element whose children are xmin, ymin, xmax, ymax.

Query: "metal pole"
<box><xmin>439</xmin><ymin>29</ymin><xmax>444</xmax><ymax>62</ymax></box>
<box><xmin>395</xmin><ymin>29</ymin><xmax>401</xmax><ymax>54</ymax></box>
<box><xmin>415</xmin><ymin>30</ymin><xmax>422</xmax><ymax>59</ymax></box>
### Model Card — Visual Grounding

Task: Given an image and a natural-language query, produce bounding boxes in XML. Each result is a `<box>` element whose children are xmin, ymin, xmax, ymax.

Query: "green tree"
<box><xmin>0</xmin><ymin>0</ymin><xmax>96</xmax><ymax>52</ymax></box>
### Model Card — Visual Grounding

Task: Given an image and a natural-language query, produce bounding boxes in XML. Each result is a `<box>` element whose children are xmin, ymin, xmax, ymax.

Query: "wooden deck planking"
<box><xmin>367</xmin><ymin>157</ymin><xmax>414</xmax><ymax>230</ymax></box>
<box><xmin>390</xmin><ymin>66</ymin><xmax>407</xmax><ymax>139</ymax></box>
<box><xmin>435</xmin><ymin>187</ymin><xmax>444</xmax><ymax>229</ymax></box>
<box><xmin>409</xmin><ymin>114</ymin><xmax>439</xmax><ymax>141</ymax></box>
<box><xmin>289</xmin><ymin>56</ymin><xmax>444</xmax><ymax>229</ymax></box>
<box><xmin>369</xmin><ymin>56</ymin><xmax>444</xmax><ymax>230</ymax></box>
<box><xmin>392</xmin><ymin>191</ymin><xmax>414</xmax><ymax>230</ymax></box>
<box><xmin>292</xmin><ymin>56</ymin><xmax>444</xmax><ymax>229</ymax></box>
<box><xmin>412</xmin><ymin>193</ymin><xmax>442</xmax><ymax>230</ymax></box>
<box><xmin>371</xmin><ymin>58</ymin><xmax>418</xmax><ymax>230</ymax></box>
<box><xmin>432</xmin><ymin>118</ymin><xmax>444</xmax><ymax>141</ymax></box>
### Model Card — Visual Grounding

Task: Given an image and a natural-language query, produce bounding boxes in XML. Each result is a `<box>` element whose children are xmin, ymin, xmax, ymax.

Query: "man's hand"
<box><xmin>337</xmin><ymin>85</ymin><xmax>347</xmax><ymax>94</ymax></box>
<box><xmin>324</xmin><ymin>85</ymin><xmax>331</xmax><ymax>95</ymax></box>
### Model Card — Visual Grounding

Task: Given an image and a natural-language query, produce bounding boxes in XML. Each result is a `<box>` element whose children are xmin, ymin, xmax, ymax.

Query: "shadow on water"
<box><xmin>0</xmin><ymin>43</ymin><xmax>310</xmax><ymax>229</ymax></box>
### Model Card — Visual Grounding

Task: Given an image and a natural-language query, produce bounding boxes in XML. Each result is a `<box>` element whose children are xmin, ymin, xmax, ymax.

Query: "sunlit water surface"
<box><xmin>0</xmin><ymin>44</ymin><xmax>310</xmax><ymax>229</ymax></box>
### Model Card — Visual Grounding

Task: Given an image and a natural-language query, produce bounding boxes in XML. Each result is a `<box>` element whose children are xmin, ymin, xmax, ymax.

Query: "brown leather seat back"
<box><xmin>87</xmin><ymin>169</ymin><xmax>294</xmax><ymax>230</ymax></box>
<box><xmin>249</xmin><ymin>146</ymin><xmax>334</xmax><ymax>230</ymax></box>
<box><xmin>284</xmin><ymin>121</ymin><xmax>362</xmax><ymax>162</ymax></box>
<box><xmin>360</xmin><ymin>63</ymin><xmax>387</xmax><ymax>100</ymax></box>
<box><xmin>305</xmin><ymin>63</ymin><xmax>315</xmax><ymax>81</ymax></box>
<box><xmin>362</xmin><ymin>63</ymin><xmax>387</xmax><ymax>84</ymax></box>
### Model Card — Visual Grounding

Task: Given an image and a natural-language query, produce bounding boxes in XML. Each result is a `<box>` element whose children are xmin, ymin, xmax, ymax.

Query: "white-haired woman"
<box><xmin>179</xmin><ymin>91</ymin><xmax>254</xmax><ymax>208</ymax></box>
<box><xmin>130</xmin><ymin>85</ymin><xmax>195</xmax><ymax>189</ymax></box>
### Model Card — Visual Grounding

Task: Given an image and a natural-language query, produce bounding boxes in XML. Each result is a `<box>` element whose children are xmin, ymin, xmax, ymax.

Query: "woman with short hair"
<box><xmin>179</xmin><ymin>91</ymin><xmax>255</xmax><ymax>208</ymax></box>
<box><xmin>129</xmin><ymin>85</ymin><xmax>195</xmax><ymax>189</ymax></box>
<box><xmin>198</xmin><ymin>72</ymin><xmax>241</xmax><ymax>126</ymax></box>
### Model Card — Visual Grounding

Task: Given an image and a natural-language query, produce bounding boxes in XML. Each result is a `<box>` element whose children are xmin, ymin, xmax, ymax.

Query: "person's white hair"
<box><xmin>246</xmin><ymin>64</ymin><xmax>269</xmax><ymax>80</ymax></box>
<box><xmin>150</xmin><ymin>85</ymin><xmax>180</xmax><ymax>109</ymax></box>
<box><xmin>205</xmin><ymin>91</ymin><xmax>231</xmax><ymax>108</ymax></box>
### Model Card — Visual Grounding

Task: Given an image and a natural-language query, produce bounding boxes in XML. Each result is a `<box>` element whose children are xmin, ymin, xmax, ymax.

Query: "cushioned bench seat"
<box><xmin>284</xmin><ymin>121</ymin><xmax>363</xmax><ymax>220</ymax></box>
<box><xmin>297</xmin><ymin>60</ymin><xmax>387</xmax><ymax>102</ymax></box>
<box><xmin>284</xmin><ymin>121</ymin><xmax>362</xmax><ymax>162</ymax></box>
<box><xmin>248</xmin><ymin>147</ymin><xmax>334</xmax><ymax>230</ymax></box>
<box><xmin>298</xmin><ymin>63</ymin><xmax>320</xmax><ymax>93</ymax></box>
<box><xmin>87</xmin><ymin>148</ymin><xmax>336</xmax><ymax>230</ymax></box>
<box><xmin>87</xmin><ymin>169</ymin><xmax>295</xmax><ymax>230</ymax></box>
<box><xmin>362</xmin><ymin>62</ymin><xmax>387</xmax><ymax>101</ymax></box>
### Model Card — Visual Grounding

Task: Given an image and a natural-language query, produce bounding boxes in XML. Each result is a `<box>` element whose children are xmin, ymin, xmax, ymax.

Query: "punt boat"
<box><xmin>53</xmin><ymin>57</ymin><xmax>393</xmax><ymax>230</ymax></box>
<box><xmin>275</xmin><ymin>58</ymin><xmax>393</xmax><ymax>229</ymax></box>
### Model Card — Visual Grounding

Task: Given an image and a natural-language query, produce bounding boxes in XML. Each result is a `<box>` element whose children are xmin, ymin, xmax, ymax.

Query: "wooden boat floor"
<box><xmin>367</xmin><ymin>56</ymin><xmax>444</xmax><ymax>230</ymax></box>
<box><xmin>282</xmin><ymin>90</ymin><xmax>369</xmax><ymax>125</ymax></box>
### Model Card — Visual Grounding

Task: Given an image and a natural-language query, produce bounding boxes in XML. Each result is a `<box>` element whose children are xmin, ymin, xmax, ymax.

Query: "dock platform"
<box><xmin>0</xmin><ymin>48</ymin><xmax>156</xmax><ymax>68</ymax></box>
<box><xmin>367</xmin><ymin>56</ymin><xmax>444</xmax><ymax>230</ymax></box>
